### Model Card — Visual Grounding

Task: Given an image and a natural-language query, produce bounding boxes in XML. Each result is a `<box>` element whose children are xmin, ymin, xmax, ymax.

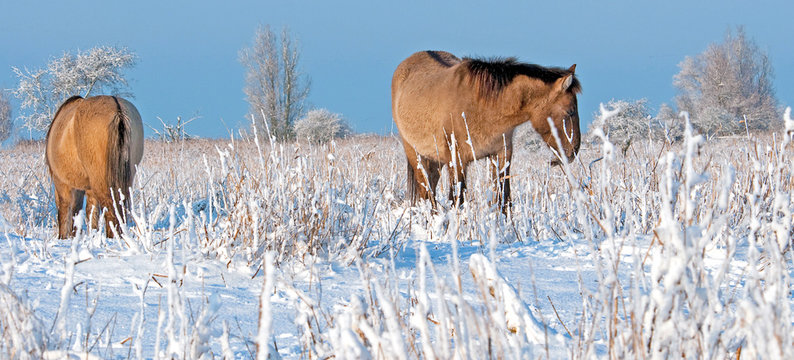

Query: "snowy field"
<box><xmin>1</xmin><ymin>113</ymin><xmax>793</xmax><ymax>359</ymax></box>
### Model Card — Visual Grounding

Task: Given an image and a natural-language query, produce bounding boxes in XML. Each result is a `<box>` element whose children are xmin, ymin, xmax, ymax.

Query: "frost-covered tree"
<box><xmin>294</xmin><ymin>109</ymin><xmax>350</xmax><ymax>144</ymax></box>
<box><xmin>655</xmin><ymin>103</ymin><xmax>685</xmax><ymax>143</ymax></box>
<box><xmin>240</xmin><ymin>25</ymin><xmax>310</xmax><ymax>141</ymax></box>
<box><xmin>587</xmin><ymin>98</ymin><xmax>653</xmax><ymax>151</ymax></box>
<box><xmin>0</xmin><ymin>91</ymin><xmax>11</xmax><ymax>142</ymax></box>
<box><xmin>12</xmin><ymin>46</ymin><xmax>136</xmax><ymax>132</ymax></box>
<box><xmin>674</xmin><ymin>26</ymin><xmax>778</xmax><ymax>136</ymax></box>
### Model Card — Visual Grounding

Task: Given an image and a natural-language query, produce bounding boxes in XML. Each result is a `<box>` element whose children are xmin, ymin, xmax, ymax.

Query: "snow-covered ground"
<box><xmin>2</xmin><ymin>223</ymin><xmax>602</xmax><ymax>358</ymax></box>
<box><xmin>1</xmin><ymin>114</ymin><xmax>793</xmax><ymax>359</ymax></box>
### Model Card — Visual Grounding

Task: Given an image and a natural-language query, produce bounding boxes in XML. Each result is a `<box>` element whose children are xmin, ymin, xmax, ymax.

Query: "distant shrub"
<box><xmin>513</xmin><ymin>122</ymin><xmax>546</xmax><ymax>151</ymax></box>
<box><xmin>587</xmin><ymin>98</ymin><xmax>656</xmax><ymax>151</ymax></box>
<box><xmin>294</xmin><ymin>109</ymin><xmax>350</xmax><ymax>144</ymax></box>
<box><xmin>655</xmin><ymin>103</ymin><xmax>685</xmax><ymax>143</ymax></box>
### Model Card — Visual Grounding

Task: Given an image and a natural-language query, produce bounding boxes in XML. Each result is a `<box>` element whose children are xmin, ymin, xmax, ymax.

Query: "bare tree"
<box><xmin>240</xmin><ymin>25</ymin><xmax>310</xmax><ymax>141</ymax></box>
<box><xmin>0</xmin><ymin>91</ymin><xmax>11</xmax><ymax>142</ymax></box>
<box><xmin>674</xmin><ymin>26</ymin><xmax>778</xmax><ymax>136</ymax></box>
<box><xmin>13</xmin><ymin>45</ymin><xmax>136</xmax><ymax>132</ymax></box>
<box><xmin>147</xmin><ymin>115</ymin><xmax>197</xmax><ymax>143</ymax></box>
<box><xmin>294</xmin><ymin>108</ymin><xmax>350</xmax><ymax>144</ymax></box>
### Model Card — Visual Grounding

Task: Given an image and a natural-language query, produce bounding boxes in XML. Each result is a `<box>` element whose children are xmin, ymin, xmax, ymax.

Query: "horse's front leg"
<box><xmin>489</xmin><ymin>149</ymin><xmax>512</xmax><ymax>213</ymax></box>
<box><xmin>447</xmin><ymin>163</ymin><xmax>467</xmax><ymax>207</ymax></box>
<box><xmin>406</xmin><ymin>156</ymin><xmax>442</xmax><ymax>208</ymax></box>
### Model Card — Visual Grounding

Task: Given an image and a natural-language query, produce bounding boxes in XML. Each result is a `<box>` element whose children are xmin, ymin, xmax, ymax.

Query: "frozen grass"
<box><xmin>0</xmin><ymin>109</ymin><xmax>792</xmax><ymax>358</ymax></box>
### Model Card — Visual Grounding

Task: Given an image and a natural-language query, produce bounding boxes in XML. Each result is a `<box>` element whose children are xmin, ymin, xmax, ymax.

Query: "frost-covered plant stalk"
<box><xmin>256</xmin><ymin>252</ymin><xmax>275</xmax><ymax>360</ymax></box>
<box><xmin>573</xmin><ymin>106</ymin><xmax>794</xmax><ymax>358</ymax></box>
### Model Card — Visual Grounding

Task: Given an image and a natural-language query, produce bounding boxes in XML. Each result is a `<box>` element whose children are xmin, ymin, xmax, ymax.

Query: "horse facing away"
<box><xmin>46</xmin><ymin>95</ymin><xmax>144</xmax><ymax>238</ymax></box>
<box><xmin>391</xmin><ymin>50</ymin><xmax>581</xmax><ymax>210</ymax></box>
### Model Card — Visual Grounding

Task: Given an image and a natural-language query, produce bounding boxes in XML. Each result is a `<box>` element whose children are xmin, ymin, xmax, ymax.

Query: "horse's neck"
<box><xmin>504</xmin><ymin>76</ymin><xmax>547</xmax><ymax>117</ymax></box>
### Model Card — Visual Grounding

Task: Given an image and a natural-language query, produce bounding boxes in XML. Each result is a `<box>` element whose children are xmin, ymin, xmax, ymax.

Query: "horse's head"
<box><xmin>534</xmin><ymin>64</ymin><xmax>581</xmax><ymax>164</ymax></box>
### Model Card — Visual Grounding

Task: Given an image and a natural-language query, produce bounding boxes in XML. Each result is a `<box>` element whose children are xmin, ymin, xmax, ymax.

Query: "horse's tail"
<box><xmin>406</xmin><ymin>159</ymin><xmax>417</xmax><ymax>204</ymax></box>
<box><xmin>107</xmin><ymin>96</ymin><xmax>132</xmax><ymax>208</ymax></box>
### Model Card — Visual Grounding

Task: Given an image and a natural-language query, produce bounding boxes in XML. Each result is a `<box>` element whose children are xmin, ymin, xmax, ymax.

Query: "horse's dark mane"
<box><xmin>462</xmin><ymin>57</ymin><xmax>580</xmax><ymax>100</ymax></box>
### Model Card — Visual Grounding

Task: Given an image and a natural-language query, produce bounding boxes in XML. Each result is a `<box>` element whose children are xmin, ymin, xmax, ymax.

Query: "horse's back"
<box><xmin>392</xmin><ymin>51</ymin><xmax>461</xmax><ymax>113</ymax></box>
<box><xmin>392</xmin><ymin>51</ymin><xmax>460</xmax><ymax>93</ymax></box>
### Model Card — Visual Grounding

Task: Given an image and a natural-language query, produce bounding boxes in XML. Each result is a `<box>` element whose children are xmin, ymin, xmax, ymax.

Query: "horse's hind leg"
<box><xmin>402</xmin><ymin>138</ymin><xmax>442</xmax><ymax>206</ymax></box>
<box><xmin>85</xmin><ymin>193</ymin><xmax>100</xmax><ymax>232</ymax></box>
<box><xmin>53</xmin><ymin>186</ymin><xmax>72</xmax><ymax>239</ymax></box>
<box><xmin>405</xmin><ymin>156</ymin><xmax>440</xmax><ymax>207</ymax></box>
<box><xmin>406</xmin><ymin>159</ymin><xmax>418</xmax><ymax>203</ymax></box>
<box><xmin>96</xmin><ymin>192</ymin><xmax>122</xmax><ymax>238</ymax></box>
<box><xmin>72</xmin><ymin>190</ymin><xmax>85</xmax><ymax>225</ymax></box>
<box><xmin>53</xmin><ymin>179</ymin><xmax>84</xmax><ymax>239</ymax></box>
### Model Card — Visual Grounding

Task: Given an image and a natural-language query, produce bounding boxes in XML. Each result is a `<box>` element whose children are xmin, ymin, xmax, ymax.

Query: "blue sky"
<box><xmin>1</xmin><ymin>1</ymin><xmax>792</xmax><ymax>138</ymax></box>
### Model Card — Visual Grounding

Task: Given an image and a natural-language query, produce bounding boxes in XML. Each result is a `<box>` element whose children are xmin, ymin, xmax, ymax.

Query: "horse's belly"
<box><xmin>397</xmin><ymin>123</ymin><xmax>450</xmax><ymax>162</ymax></box>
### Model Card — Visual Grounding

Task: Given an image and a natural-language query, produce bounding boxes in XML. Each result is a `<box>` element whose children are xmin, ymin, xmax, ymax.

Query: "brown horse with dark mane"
<box><xmin>46</xmin><ymin>95</ymin><xmax>144</xmax><ymax>238</ymax></box>
<box><xmin>392</xmin><ymin>50</ymin><xmax>581</xmax><ymax>210</ymax></box>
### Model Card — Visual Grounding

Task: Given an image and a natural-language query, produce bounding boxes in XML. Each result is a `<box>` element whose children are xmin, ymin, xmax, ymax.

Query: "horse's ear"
<box><xmin>558</xmin><ymin>64</ymin><xmax>577</xmax><ymax>92</ymax></box>
<box><xmin>560</xmin><ymin>74</ymin><xmax>574</xmax><ymax>92</ymax></box>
